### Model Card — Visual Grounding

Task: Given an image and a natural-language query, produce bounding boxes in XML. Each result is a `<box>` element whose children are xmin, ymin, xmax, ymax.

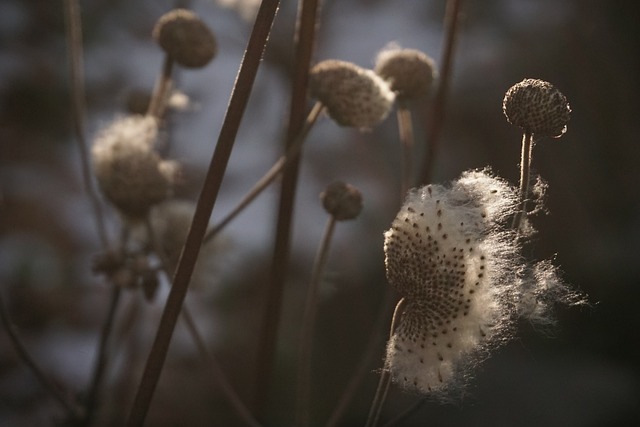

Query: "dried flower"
<box><xmin>383</xmin><ymin>169</ymin><xmax>582</xmax><ymax>396</ymax></box>
<box><xmin>92</xmin><ymin>115</ymin><xmax>179</xmax><ymax>220</ymax></box>
<box><xmin>320</xmin><ymin>181</ymin><xmax>363</xmax><ymax>221</ymax></box>
<box><xmin>153</xmin><ymin>9</ymin><xmax>217</xmax><ymax>68</ymax></box>
<box><xmin>374</xmin><ymin>47</ymin><xmax>437</xmax><ymax>99</ymax></box>
<box><xmin>309</xmin><ymin>59</ymin><xmax>395</xmax><ymax>129</ymax></box>
<box><xmin>503</xmin><ymin>78</ymin><xmax>571</xmax><ymax>137</ymax></box>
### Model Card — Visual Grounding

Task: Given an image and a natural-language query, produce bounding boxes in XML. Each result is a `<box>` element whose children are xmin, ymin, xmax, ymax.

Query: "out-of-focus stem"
<box><xmin>147</xmin><ymin>55</ymin><xmax>175</xmax><ymax>120</ymax></box>
<box><xmin>397</xmin><ymin>100</ymin><xmax>416</xmax><ymax>196</ymax></box>
<box><xmin>512</xmin><ymin>131</ymin><xmax>534</xmax><ymax>231</ymax></box>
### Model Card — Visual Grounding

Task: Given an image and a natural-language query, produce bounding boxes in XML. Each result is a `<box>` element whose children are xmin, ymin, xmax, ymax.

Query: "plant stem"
<box><xmin>512</xmin><ymin>131</ymin><xmax>534</xmax><ymax>231</ymax></box>
<box><xmin>380</xmin><ymin>398</ymin><xmax>426</xmax><ymax>427</ymax></box>
<box><xmin>147</xmin><ymin>55</ymin><xmax>174</xmax><ymax>120</ymax></box>
<box><xmin>295</xmin><ymin>215</ymin><xmax>337</xmax><ymax>427</ymax></box>
<box><xmin>204</xmin><ymin>101</ymin><xmax>324</xmax><ymax>243</ymax></box>
<box><xmin>364</xmin><ymin>298</ymin><xmax>405</xmax><ymax>427</ymax></box>
<box><xmin>144</xmin><ymin>219</ymin><xmax>261</xmax><ymax>427</ymax></box>
<box><xmin>419</xmin><ymin>0</ymin><xmax>463</xmax><ymax>185</ymax></box>
<box><xmin>253</xmin><ymin>0</ymin><xmax>321</xmax><ymax>418</ymax></box>
<box><xmin>63</xmin><ymin>0</ymin><xmax>110</xmax><ymax>248</ymax></box>
<box><xmin>397</xmin><ymin>100</ymin><xmax>416</xmax><ymax>197</ymax></box>
<box><xmin>0</xmin><ymin>291</ymin><xmax>83</xmax><ymax>420</ymax></box>
<box><xmin>125</xmin><ymin>1</ymin><xmax>280</xmax><ymax>424</ymax></box>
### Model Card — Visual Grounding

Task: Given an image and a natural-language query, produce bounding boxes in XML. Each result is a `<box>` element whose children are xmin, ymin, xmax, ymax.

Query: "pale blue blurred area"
<box><xmin>0</xmin><ymin>0</ymin><xmax>638</xmax><ymax>425</ymax></box>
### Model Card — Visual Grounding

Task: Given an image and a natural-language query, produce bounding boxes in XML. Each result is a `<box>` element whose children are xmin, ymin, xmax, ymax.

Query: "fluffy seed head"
<box><xmin>92</xmin><ymin>115</ymin><xmax>179</xmax><ymax>219</ymax></box>
<box><xmin>310</xmin><ymin>60</ymin><xmax>395</xmax><ymax>129</ymax></box>
<box><xmin>320</xmin><ymin>181</ymin><xmax>363</xmax><ymax>221</ymax></box>
<box><xmin>503</xmin><ymin>78</ymin><xmax>571</xmax><ymax>137</ymax></box>
<box><xmin>153</xmin><ymin>9</ymin><xmax>217</xmax><ymax>68</ymax></box>
<box><xmin>375</xmin><ymin>47</ymin><xmax>437</xmax><ymax>99</ymax></box>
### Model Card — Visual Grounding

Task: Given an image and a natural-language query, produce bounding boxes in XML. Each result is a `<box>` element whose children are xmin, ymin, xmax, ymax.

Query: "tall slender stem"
<box><xmin>253</xmin><ymin>0</ymin><xmax>321</xmax><ymax>418</ymax></box>
<box><xmin>204</xmin><ymin>102</ymin><xmax>324</xmax><ymax>243</ymax></box>
<box><xmin>64</xmin><ymin>0</ymin><xmax>109</xmax><ymax>248</ymax></box>
<box><xmin>419</xmin><ymin>0</ymin><xmax>463</xmax><ymax>185</ymax></box>
<box><xmin>125</xmin><ymin>2</ymin><xmax>280</xmax><ymax>424</ymax></box>
<box><xmin>397</xmin><ymin>100</ymin><xmax>416</xmax><ymax>196</ymax></box>
<box><xmin>147</xmin><ymin>55</ymin><xmax>175</xmax><ymax>120</ymax></box>
<box><xmin>512</xmin><ymin>131</ymin><xmax>534</xmax><ymax>231</ymax></box>
<box><xmin>295</xmin><ymin>216</ymin><xmax>337</xmax><ymax>427</ymax></box>
<box><xmin>364</xmin><ymin>298</ymin><xmax>406</xmax><ymax>427</ymax></box>
<box><xmin>0</xmin><ymin>292</ymin><xmax>83</xmax><ymax>420</ymax></box>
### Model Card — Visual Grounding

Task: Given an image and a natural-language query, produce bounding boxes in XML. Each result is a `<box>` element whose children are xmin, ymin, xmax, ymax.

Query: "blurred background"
<box><xmin>1</xmin><ymin>0</ymin><xmax>638</xmax><ymax>426</ymax></box>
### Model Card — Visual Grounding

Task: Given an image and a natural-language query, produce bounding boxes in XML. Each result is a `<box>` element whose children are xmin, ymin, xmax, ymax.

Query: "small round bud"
<box><xmin>374</xmin><ymin>48</ymin><xmax>437</xmax><ymax>99</ymax></box>
<box><xmin>310</xmin><ymin>60</ymin><xmax>395</xmax><ymax>129</ymax></box>
<box><xmin>503</xmin><ymin>78</ymin><xmax>571</xmax><ymax>137</ymax></box>
<box><xmin>320</xmin><ymin>181</ymin><xmax>363</xmax><ymax>221</ymax></box>
<box><xmin>152</xmin><ymin>9</ymin><xmax>217</xmax><ymax>68</ymax></box>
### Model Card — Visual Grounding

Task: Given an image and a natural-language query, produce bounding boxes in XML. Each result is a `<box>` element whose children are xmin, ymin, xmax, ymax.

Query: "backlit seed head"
<box><xmin>310</xmin><ymin>60</ymin><xmax>395</xmax><ymax>129</ymax></box>
<box><xmin>153</xmin><ymin>9</ymin><xmax>217</xmax><ymax>68</ymax></box>
<box><xmin>374</xmin><ymin>47</ymin><xmax>437</xmax><ymax>99</ymax></box>
<box><xmin>92</xmin><ymin>115</ymin><xmax>179</xmax><ymax>220</ymax></box>
<box><xmin>503</xmin><ymin>78</ymin><xmax>571</xmax><ymax>138</ymax></box>
<box><xmin>320</xmin><ymin>181</ymin><xmax>363</xmax><ymax>221</ymax></box>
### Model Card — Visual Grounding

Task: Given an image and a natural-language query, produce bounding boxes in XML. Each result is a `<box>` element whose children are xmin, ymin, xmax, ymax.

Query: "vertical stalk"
<box><xmin>419</xmin><ymin>0</ymin><xmax>463</xmax><ymax>185</ymax></box>
<box><xmin>125</xmin><ymin>1</ymin><xmax>280</xmax><ymax>425</ymax></box>
<box><xmin>295</xmin><ymin>216</ymin><xmax>337</xmax><ymax>427</ymax></box>
<box><xmin>147</xmin><ymin>55</ymin><xmax>175</xmax><ymax>120</ymax></box>
<box><xmin>512</xmin><ymin>131</ymin><xmax>534</xmax><ymax>231</ymax></box>
<box><xmin>253</xmin><ymin>0</ymin><xmax>322</xmax><ymax>418</ymax></box>
<box><xmin>397</xmin><ymin>100</ymin><xmax>416</xmax><ymax>196</ymax></box>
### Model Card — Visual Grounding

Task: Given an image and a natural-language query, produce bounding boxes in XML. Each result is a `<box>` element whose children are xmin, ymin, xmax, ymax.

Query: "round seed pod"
<box><xmin>503</xmin><ymin>78</ymin><xmax>571</xmax><ymax>137</ymax></box>
<box><xmin>152</xmin><ymin>9</ymin><xmax>217</xmax><ymax>68</ymax></box>
<box><xmin>320</xmin><ymin>181</ymin><xmax>363</xmax><ymax>221</ymax></box>
<box><xmin>374</xmin><ymin>48</ymin><xmax>437</xmax><ymax>99</ymax></box>
<box><xmin>310</xmin><ymin>60</ymin><xmax>395</xmax><ymax>129</ymax></box>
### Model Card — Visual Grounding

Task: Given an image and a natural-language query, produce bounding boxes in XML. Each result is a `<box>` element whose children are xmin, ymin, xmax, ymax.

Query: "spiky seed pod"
<box><xmin>152</xmin><ymin>9</ymin><xmax>217</xmax><ymax>68</ymax></box>
<box><xmin>320</xmin><ymin>181</ymin><xmax>363</xmax><ymax>221</ymax></box>
<box><xmin>503</xmin><ymin>78</ymin><xmax>571</xmax><ymax>138</ymax></box>
<box><xmin>374</xmin><ymin>48</ymin><xmax>437</xmax><ymax>99</ymax></box>
<box><xmin>92</xmin><ymin>115</ymin><xmax>179</xmax><ymax>220</ymax></box>
<box><xmin>309</xmin><ymin>59</ymin><xmax>395</xmax><ymax>129</ymax></box>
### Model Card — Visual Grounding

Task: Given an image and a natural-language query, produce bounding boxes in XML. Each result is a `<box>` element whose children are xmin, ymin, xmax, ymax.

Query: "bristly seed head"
<box><xmin>309</xmin><ymin>59</ymin><xmax>395</xmax><ymax>130</ymax></box>
<box><xmin>374</xmin><ymin>47</ymin><xmax>437</xmax><ymax>99</ymax></box>
<box><xmin>320</xmin><ymin>181</ymin><xmax>363</xmax><ymax>221</ymax></box>
<box><xmin>503</xmin><ymin>78</ymin><xmax>571</xmax><ymax>138</ymax></box>
<box><xmin>153</xmin><ymin>9</ymin><xmax>217</xmax><ymax>68</ymax></box>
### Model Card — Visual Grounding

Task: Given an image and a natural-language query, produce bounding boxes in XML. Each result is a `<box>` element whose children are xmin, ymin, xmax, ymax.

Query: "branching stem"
<box><xmin>512</xmin><ymin>131</ymin><xmax>534</xmax><ymax>231</ymax></box>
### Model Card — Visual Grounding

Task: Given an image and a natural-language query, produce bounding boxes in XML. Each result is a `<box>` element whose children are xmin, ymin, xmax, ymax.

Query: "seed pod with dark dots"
<box><xmin>153</xmin><ymin>9</ymin><xmax>217</xmax><ymax>68</ymax></box>
<box><xmin>375</xmin><ymin>48</ymin><xmax>437</xmax><ymax>99</ymax></box>
<box><xmin>320</xmin><ymin>181</ymin><xmax>363</xmax><ymax>221</ymax></box>
<box><xmin>502</xmin><ymin>78</ymin><xmax>571</xmax><ymax>138</ymax></box>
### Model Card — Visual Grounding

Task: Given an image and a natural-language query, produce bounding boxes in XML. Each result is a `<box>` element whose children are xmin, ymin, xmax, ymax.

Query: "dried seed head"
<box><xmin>320</xmin><ymin>181</ymin><xmax>363</xmax><ymax>221</ymax></box>
<box><xmin>153</xmin><ymin>9</ymin><xmax>217</xmax><ymax>68</ymax></box>
<box><xmin>375</xmin><ymin>47</ymin><xmax>437</xmax><ymax>99</ymax></box>
<box><xmin>503</xmin><ymin>78</ymin><xmax>571</xmax><ymax>137</ymax></box>
<box><xmin>310</xmin><ymin>60</ymin><xmax>395</xmax><ymax>129</ymax></box>
<box><xmin>92</xmin><ymin>115</ymin><xmax>179</xmax><ymax>220</ymax></box>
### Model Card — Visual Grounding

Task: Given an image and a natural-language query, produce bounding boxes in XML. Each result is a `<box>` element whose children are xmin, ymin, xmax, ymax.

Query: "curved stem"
<box><xmin>204</xmin><ymin>101</ymin><xmax>324</xmax><ymax>243</ymax></box>
<box><xmin>364</xmin><ymin>298</ymin><xmax>406</xmax><ymax>427</ymax></box>
<box><xmin>511</xmin><ymin>131</ymin><xmax>534</xmax><ymax>231</ymax></box>
<box><xmin>125</xmin><ymin>1</ymin><xmax>281</xmax><ymax>424</ymax></box>
<box><xmin>419</xmin><ymin>0</ymin><xmax>463</xmax><ymax>185</ymax></box>
<box><xmin>0</xmin><ymin>291</ymin><xmax>83</xmax><ymax>420</ymax></box>
<box><xmin>147</xmin><ymin>55</ymin><xmax>175</xmax><ymax>120</ymax></box>
<box><xmin>295</xmin><ymin>215</ymin><xmax>338</xmax><ymax>427</ymax></box>
<box><xmin>397</xmin><ymin>100</ymin><xmax>416</xmax><ymax>197</ymax></box>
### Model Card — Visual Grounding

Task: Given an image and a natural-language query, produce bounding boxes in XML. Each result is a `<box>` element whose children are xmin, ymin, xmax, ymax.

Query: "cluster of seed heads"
<box><xmin>503</xmin><ymin>78</ymin><xmax>571</xmax><ymax>137</ymax></box>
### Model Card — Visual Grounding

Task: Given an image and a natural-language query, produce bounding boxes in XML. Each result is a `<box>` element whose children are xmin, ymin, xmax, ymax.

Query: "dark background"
<box><xmin>1</xmin><ymin>0</ymin><xmax>638</xmax><ymax>426</ymax></box>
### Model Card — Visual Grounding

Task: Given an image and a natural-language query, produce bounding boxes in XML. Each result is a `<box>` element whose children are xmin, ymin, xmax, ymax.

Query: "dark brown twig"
<box><xmin>125</xmin><ymin>1</ymin><xmax>281</xmax><ymax>425</ymax></box>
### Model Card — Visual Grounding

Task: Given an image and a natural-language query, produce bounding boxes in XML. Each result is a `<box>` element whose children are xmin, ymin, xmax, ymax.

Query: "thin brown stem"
<box><xmin>397</xmin><ymin>101</ymin><xmax>416</xmax><ymax>197</ymax></box>
<box><xmin>380</xmin><ymin>398</ymin><xmax>426</xmax><ymax>427</ymax></box>
<box><xmin>296</xmin><ymin>215</ymin><xmax>338</xmax><ymax>427</ymax></box>
<box><xmin>125</xmin><ymin>2</ymin><xmax>280</xmax><ymax>425</ymax></box>
<box><xmin>204</xmin><ymin>101</ymin><xmax>324</xmax><ymax>243</ymax></box>
<box><xmin>364</xmin><ymin>298</ymin><xmax>406</xmax><ymax>427</ymax></box>
<box><xmin>419</xmin><ymin>0</ymin><xmax>463</xmax><ymax>185</ymax></box>
<box><xmin>253</xmin><ymin>0</ymin><xmax>321</xmax><ymax>418</ymax></box>
<box><xmin>144</xmin><ymin>219</ymin><xmax>261</xmax><ymax>427</ymax></box>
<box><xmin>0</xmin><ymin>291</ymin><xmax>83</xmax><ymax>420</ymax></box>
<box><xmin>63</xmin><ymin>0</ymin><xmax>109</xmax><ymax>248</ymax></box>
<box><xmin>512</xmin><ymin>131</ymin><xmax>534</xmax><ymax>231</ymax></box>
<box><xmin>147</xmin><ymin>55</ymin><xmax>175</xmax><ymax>120</ymax></box>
